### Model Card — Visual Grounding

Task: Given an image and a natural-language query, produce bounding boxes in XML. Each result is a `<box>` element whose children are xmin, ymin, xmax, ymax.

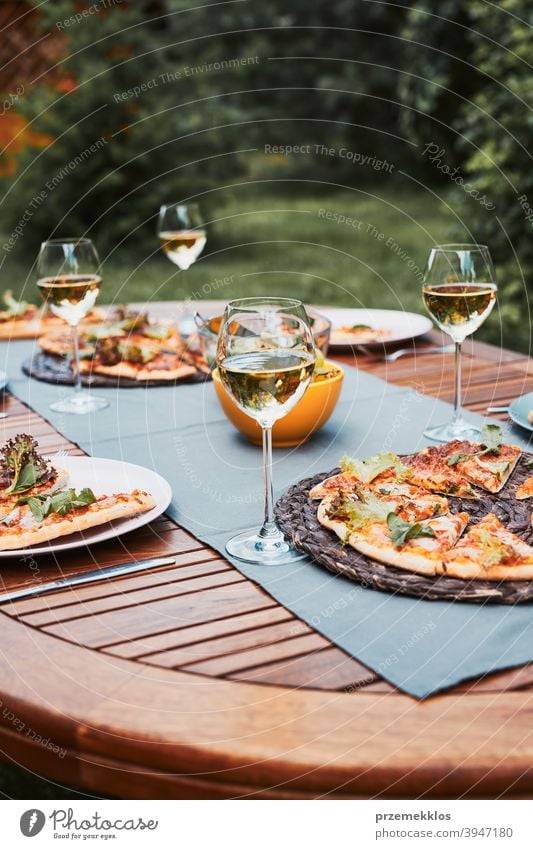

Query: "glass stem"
<box><xmin>71</xmin><ymin>323</ymin><xmax>82</xmax><ymax>395</ymax></box>
<box><xmin>259</xmin><ymin>425</ymin><xmax>279</xmax><ymax>540</ymax></box>
<box><xmin>452</xmin><ymin>340</ymin><xmax>462</xmax><ymax>424</ymax></box>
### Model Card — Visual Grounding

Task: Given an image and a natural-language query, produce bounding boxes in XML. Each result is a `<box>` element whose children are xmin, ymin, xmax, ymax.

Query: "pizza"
<box><xmin>38</xmin><ymin>306</ymin><xmax>207</xmax><ymax>382</ymax></box>
<box><xmin>330</xmin><ymin>325</ymin><xmax>392</xmax><ymax>346</ymax></box>
<box><xmin>441</xmin><ymin>514</ymin><xmax>533</xmax><ymax>581</ymax></box>
<box><xmin>516</xmin><ymin>476</ymin><xmax>533</xmax><ymax>500</ymax></box>
<box><xmin>0</xmin><ymin>291</ymin><xmax>103</xmax><ymax>340</ymax></box>
<box><xmin>309</xmin><ymin>451</ymin><xmax>414</xmax><ymax>500</ymax></box>
<box><xmin>310</xmin><ymin>425</ymin><xmax>533</xmax><ymax>582</ymax></box>
<box><xmin>0</xmin><ymin>488</ymin><xmax>155</xmax><ymax>551</ymax></box>
<box><xmin>317</xmin><ymin>491</ymin><xmax>469</xmax><ymax>576</ymax></box>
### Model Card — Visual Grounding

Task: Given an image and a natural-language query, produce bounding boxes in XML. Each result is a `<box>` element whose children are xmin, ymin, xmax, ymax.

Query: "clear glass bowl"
<box><xmin>195</xmin><ymin>308</ymin><xmax>331</xmax><ymax>370</ymax></box>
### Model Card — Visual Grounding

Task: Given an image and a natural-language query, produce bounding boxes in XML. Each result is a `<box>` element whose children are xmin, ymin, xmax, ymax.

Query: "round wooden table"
<box><xmin>0</xmin><ymin>308</ymin><xmax>532</xmax><ymax>799</ymax></box>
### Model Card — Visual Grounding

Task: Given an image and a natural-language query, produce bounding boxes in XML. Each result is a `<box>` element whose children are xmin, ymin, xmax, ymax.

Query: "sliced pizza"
<box><xmin>317</xmin><ymin>493</ymin><xmax>469</xmax><ymax>576</ymax></box>
<box><xmin>309</xmin><ymin>451</ymin><xmax>413</xmax><ymax>500</ymax></box>
<box><xmin>441</xmin><ymin>513</ymin><xmax>533</xmax><ymax>580</ymax></box>
<box><xmin>403</xmin><ymin>445</ymin><xmax>481</xmax><ymax>499</ymax></box>
<box><xmin>440</xmin><ymin>433</ymin><xmax>520</xmax><ymax>494</ymax></box>
<box><xmin>515</xmin><ymin>476</ymin><xmax>533</xmax><ymax>500</ymax></box>
<box><xmin>0</xmin><ymin>488</ymin><xmax>155</xmax><ymax>551</ymax></box>
<box><xmin>0</xmin><ymin>291</ymin><xmax>103</xmax><ymax>340</ymax></box>
<box><xmin>330</xmin><ymin>325</ymin><xmax>391</xmax><ymax>346</ymax></box>
<box><xmin>77</xmin><ymin>346</ymin><xmax>197</xmax><ymax>382</ymax></box>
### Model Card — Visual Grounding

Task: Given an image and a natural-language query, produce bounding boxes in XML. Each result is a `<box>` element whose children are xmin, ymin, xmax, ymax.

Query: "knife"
<box><xmin>0</xmin><ymin>555</ymin><xmax>176</xmax><ymax>605</ymax></box>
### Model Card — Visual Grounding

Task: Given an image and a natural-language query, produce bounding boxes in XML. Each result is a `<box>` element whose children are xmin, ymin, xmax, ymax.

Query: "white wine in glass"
<box><xmin>157</xmin><ymin>203</ymin><xmax>206</xmax><ymax>271</ymax></box>
<box><xmin>422</xmin><ymin>244</ymin><xmax>497</xmax><ymax>441</ymax></box>
<box><xmin>37</xmin><ymin>238</ymin><xmax>109</xmax><ymax>415</ymax></box>
<box><xmin>217</xmin><ymin>298</ymin><xmax>315</xmax><ymax>566</ymax></box>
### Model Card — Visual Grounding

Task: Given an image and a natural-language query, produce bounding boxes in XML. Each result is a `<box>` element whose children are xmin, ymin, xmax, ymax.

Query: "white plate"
<box><xmin>0</xmin><ymin>455</ymin><xmax>172</xmax><ymax>558</ymax></box>
<box><xmin>318</xmin><ymin>307</ymin><xmax>433</xmax><ymax>349</ymax></box>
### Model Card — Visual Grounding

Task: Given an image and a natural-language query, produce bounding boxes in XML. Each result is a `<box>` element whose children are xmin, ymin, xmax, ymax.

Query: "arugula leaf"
<box><xmin>350</xmin><ymin>324</ymin><xmax>372</xmax><ymax>331</ymax></box>
<box><xmin>480</xmin><ymin>423</ymin><xmax>503</xmax><ymax>454</ymax></box>
<box><xmin>17</xmin><ymin>488</ymin><xmax>96</xmax><ymax>522</ymax></box>
<box><xmin>5</xmin><ymin>460</ymin><xmax>40</xmax><ymax>494</ymax></box>
<box><xmin>387</xmin><ymin>512</ymin><xmax>436</xmax><ymax>548</ymax></box>
<box><xmin>527</xmin><ymin>459</ymin><xmax>533</xmax><ymax>470</ymax></box>
<box><xmin>446</xmin><ymin>452</ymin><xmax>472</xmax><ymax>467</ymax></box>
<box><xmin>339</xmin><ymin>451</ymin><xmax>412</xmax><ymax>483</ymax></box>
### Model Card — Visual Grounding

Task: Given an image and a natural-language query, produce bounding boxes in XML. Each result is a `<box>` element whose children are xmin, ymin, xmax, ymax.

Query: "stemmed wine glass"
<box><xmin>216</xmin><ymin>297</ymin><xmax>315</xmax><ymax>565</ymax></box>
<box><xmin>157</xmin><ymin>203</ymin><xmax>206</xmax><ymax>271</ymax></box>
<box><xmin>422</xmin><ymin>244</ymin><xmax>497</xmax><ymax>441</ymax></box>
<box><xmin>36</xmin><ymin>238</ymin><xmax>109</xmax><ymax>415</ymax></box>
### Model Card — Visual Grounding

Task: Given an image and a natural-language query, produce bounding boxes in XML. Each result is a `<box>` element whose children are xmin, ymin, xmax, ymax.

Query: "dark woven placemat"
<box><xmin>22</xmin><ymin>352</ymin><xmax>210</xmax><ymax>388</ymax></box>
<box><xmin>275</xmin><ymin>454</ymin><xmax>533</xmax><ymax>604</ymax></box>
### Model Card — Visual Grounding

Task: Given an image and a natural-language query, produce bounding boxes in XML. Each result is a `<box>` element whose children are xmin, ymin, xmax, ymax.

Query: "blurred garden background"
<box><xmin>0</xmin><ymin>0</ymin><xmax>531</xmax><ymax>353</ymax></box>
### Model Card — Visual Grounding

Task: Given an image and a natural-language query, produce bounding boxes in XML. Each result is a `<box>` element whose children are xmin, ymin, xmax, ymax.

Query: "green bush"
<box><xmin>399</xmin><ymin>0</ymin><xmax>532</xmax><ymax>353</ymax></box>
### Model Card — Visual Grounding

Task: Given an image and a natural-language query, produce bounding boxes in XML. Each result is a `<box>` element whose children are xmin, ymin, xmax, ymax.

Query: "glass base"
<box><xmin>226</xmin><ymin>527</ymin><xmax>307</xmax><ymax>565</ymax></box>
<box><xmin>49</xmin><ymin>393</ymin><xmax>109</xmax><ymax>415</ymax></box>
<box><xmin>424</xmin><ymin>418</ymin><xmax>481</xmax><ymax>442</ymax></box>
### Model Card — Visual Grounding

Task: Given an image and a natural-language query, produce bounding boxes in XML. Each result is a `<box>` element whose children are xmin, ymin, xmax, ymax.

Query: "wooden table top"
<box><xmin>0</xmin><ymin>315</ymin><xmax>532</xmax><ymax>800</ymax></box>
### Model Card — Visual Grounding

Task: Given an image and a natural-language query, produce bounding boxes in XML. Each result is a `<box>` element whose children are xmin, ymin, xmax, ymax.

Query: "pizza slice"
<box><xmin>0</xmin><ymin>487</ymin><xmax>155</xmax><ymax>551</ymax></box>
<box><xmin>0</xmin><ymin>291</ymin><xmax>103</xmax><ymax>340</ymax></box>
<box><xmin>330</xmin><ymin>325</ymin><xmax>391</xmax><ymax>346</ymax></box>
<box><xmin>515</xmin><ymin>476</ymin><xmax>533</xmax><ymax>500</ymax></box>
<box><xmin>309</xmin><ymin>451</ymin><xmax>413</xmax><ymax>500</ymax></box>
<box><xmin>439</xmin><ymin>426</ymin><xmax>521</xmax><ymax>493</ymax></box>
<box><xmin>317</xmin><ymin>491</ymin><xmax>469</xmax><ymax>576</ymax></box>
<box><xmin>441</xmin><ymin>513</ymin><xmax>533</xmax><ymax>580</ymax></box>
<box><xmin>403</xmin><ymin>445</ymin><xmax>481</xmax><ymax>499</ymax></box>
<box><xmin>76</xmin><ymin>337</ymin><xmax>197</xmax><ymax>382</ymax></box>
<box><xmin>0</xmin><ymin>434</ymin><xmax>69</xmax><ymax>510</ymax></box>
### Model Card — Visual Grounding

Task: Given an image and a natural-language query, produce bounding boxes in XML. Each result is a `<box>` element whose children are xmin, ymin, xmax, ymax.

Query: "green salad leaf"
<box><xmin>340</xmin><ymin>451</ymin><xmax>412</xmax><ymax>483</ymax></box>
<box><xmin>386</xmin><ymin>512</ymin><xmax>436</xmax><ymax>548</ymax></box>
<box><xmin>17</xmin><ymin>487</ymin><xmax>96</xmax><ymax>523</ymax></box>
<box><xmin>1</xmin><ymin>434</ymin><xmax>51</xmax><ymax>494</ymax></box>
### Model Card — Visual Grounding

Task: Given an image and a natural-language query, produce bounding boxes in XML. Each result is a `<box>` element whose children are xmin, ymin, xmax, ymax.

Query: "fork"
<box><xmin>378</xmin><ymin>344</ymin><xmax>455</xmax><ymax>363</ymax></box>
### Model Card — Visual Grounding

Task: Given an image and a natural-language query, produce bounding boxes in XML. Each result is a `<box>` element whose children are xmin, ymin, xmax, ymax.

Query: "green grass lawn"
<box><xmin>0</xmin><ymin>182</ymin><xmax>462</xmax><ymax>799</ymax></box>
<box><xmin>2</xmin><ymin>182</ymin><xmax>462</xmax><ymax>314</ymax></box>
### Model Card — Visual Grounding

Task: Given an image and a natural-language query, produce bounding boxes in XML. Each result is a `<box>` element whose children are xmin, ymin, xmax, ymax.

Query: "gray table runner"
<box><xmin>3</xmin><ymin>338</ymin><xmax>533</xmax><ymax>698</ymax></box>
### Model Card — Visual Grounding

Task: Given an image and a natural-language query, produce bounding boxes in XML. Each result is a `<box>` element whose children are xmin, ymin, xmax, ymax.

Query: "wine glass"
<box><xmin>216</xmin><ymin>297</ymin><xmax>315</xmax><ymax>565</ymax></box>
<box><xmin>36</xmin><ymin>238</ymin><xmax>109</xmax><ymax>415</ymax></box>
<box><xmin>157</xmin><ymin>203</ymin><xmax>206</xmax><ymax>270</ymax></box>
<box><xmin>422</xmin><ymin>244</ymin><xmax>497</xmax><ymax>441</ymax></box>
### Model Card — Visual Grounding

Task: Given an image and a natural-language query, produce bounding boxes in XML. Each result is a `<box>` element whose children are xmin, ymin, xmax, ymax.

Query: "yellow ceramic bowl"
<box><xmin>212</xmin><ymin>361</ymin><xmax>344</xmax><ymax>447</ymax></box>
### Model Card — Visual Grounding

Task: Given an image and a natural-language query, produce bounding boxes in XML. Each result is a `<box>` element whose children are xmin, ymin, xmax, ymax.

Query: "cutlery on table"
<box><xmin>368</xmin><ymin>344</ymin><xmax>455</xmax><ymax>363</ymax></box>
<box><xmin>486</xmin><ymin>406</ymin><xmax>510</xmax><ymax>413</ymax></box>
<box><xmin>0</xmin><ymin>555</ymin><xmax>176</xmax><ymax>605</ymax></box>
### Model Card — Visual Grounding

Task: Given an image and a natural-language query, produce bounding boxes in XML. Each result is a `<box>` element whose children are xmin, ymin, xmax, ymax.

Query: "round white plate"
<box><xmin>0</xmin><ymin>455</ymin><xmax>172</xmax><ymax>558</ymax></box>
<box><xmin>318</xmin><ymin>307</ymin><xmax>433</xmax><ymax>349</ymax></box>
